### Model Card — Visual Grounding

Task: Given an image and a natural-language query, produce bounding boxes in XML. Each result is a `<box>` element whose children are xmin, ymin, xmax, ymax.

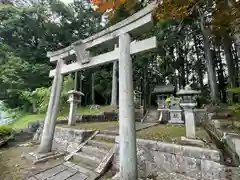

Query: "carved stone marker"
<box><xmin>169</xmin><ymin>109</ymin><xmax>183</xmax><ymax>124</ymax></box>
<box><xmin>169</xmin><ymin>97</ymin><xmax>184</xmax><ymax>124</ymax></box>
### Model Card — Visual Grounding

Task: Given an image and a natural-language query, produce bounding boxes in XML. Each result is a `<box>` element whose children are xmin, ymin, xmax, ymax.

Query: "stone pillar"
<box><xmin>181</xmin><ymin>103</ymin><xmax>196</xmax><ymax>138</ymax></box>
<box><xmin>38</xmin><ymin>59</ymin><xmax>64</xmax><ymax>153</ymax></box>
<box><xmin>119</xmin><ymin>33</ymin><xmax>137</xmax><ymax>180</ymax></box>
<box><xmin>68</xmin><ymin>97</ymin><xmax>77</xmax><ymax>126</ymax></box>
<box><xmin>67</xmin><ymin>90</ymin><xmax>83</xmax><ymax>126</ymax></box>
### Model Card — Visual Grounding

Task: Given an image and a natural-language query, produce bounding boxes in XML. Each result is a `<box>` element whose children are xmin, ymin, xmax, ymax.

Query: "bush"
<box><xmin>0</xmin><ymin>125</ymin><xmax>13</xmax><ymax>138</ymax></box>
<box><xmin>229</xmin><ymin>103</ymin><xmax>240</xmax><ymax>113</ymax></box>
<box><xmin>227</xmin><ymin>87</ymin><xmax>240</xmax><ymax>113</ymax></box>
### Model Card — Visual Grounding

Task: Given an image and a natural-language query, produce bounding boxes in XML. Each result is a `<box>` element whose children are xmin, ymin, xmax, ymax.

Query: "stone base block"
<box><xmin>180</xmin><ymin>136</ymin><xmax>205</xmax><ymax>147</ymax></box>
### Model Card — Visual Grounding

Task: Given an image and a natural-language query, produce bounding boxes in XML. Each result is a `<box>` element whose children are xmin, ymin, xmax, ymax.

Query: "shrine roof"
<box><xmin>152</xmin><ymin>84</ymin><xmax>175</xmax><ymax>94</ymax></box>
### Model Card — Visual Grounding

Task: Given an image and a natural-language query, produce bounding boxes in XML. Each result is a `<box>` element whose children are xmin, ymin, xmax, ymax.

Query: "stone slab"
<box><xmin>47</xmin><ymin>168</ymin><xmax>77</xmax><ymax>180</ymax></box>
<box><xmin>35</xmin><ymin>165</ymin><xmax>68</xmax><ymax>180</ymax></box>
<box><xmin>67</xmin><ymin>173</ymin><xmax>88</xmax><ymax>180</ymax></box>
<box><xmin>180</xmin><ymin>137</ymin><xmax>205</xmax><ymax>147</ymax></box>
<box><xmin>64</xmin><ymin>161</ymin><xmax>75</xmax><ymax>168</ymax></box>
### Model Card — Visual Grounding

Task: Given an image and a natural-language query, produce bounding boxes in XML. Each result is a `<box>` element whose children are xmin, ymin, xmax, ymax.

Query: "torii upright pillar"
<box><xmin>119</xmin><ymin>33</ymin><xmax>137</xmax><ymax>179</ymax></box>
<box><xmin>38</xmin><ymin>59</ymin><xmax>64</xmax><ymax>153</ymax></box>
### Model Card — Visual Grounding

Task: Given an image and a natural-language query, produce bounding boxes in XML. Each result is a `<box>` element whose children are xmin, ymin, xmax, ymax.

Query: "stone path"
<box><xmin>28</xmin><ymin>162</ymin><xmax>96</xmax><ymax>180</ymax></box>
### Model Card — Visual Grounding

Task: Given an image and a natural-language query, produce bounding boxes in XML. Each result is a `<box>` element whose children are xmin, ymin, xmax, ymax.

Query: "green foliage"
<box><xmin>227</xmin><ymin>88</ymin><xmax>240</xmax><ymax>93</ymax></box>
<box><xmin>10</xmin><ymin>113</ymin><xmax>45</xmax><ymax>129</ymax></box>
<box><xmin>229</xmin><ymin>104</ymin><xmax>240</xmax><ymax>113</ymax></box>
<box><xmin>0</xmin><ymin>102</ymin><xmax>22</xmax><ymax>123</ymax></box>
<box><xmin>19</xmin><ymin>75</ymin><xmax>74</xmax><ymax>113</ymax></box>
<box><xmin>227</xmin><ymin>88</ymin><xmax>240</xmax><ymax>113</ymax></box>
<box><xmin>0</xmin><ymin>0</ymin><xmax>102</xmax><ymax>110</ymax></box>
<box><xmin>0</xmin><ymin>125</ymin><xmax>13</xmax><ymax>138</ymax></box>
<box><xmin>10</xmin><ymin>105</ymin><xmax>111</xmax><ymax>129</ymax></box>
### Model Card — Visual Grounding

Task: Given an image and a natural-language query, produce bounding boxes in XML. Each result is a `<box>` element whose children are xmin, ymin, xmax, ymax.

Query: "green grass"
<box><xmin>10</xmin><ymin>113</ymin><xmax>45</xmax><ymax>129</ymax></box>
<box><xmin>10</xmin><ymin>106</ymin><xmax>113</xmax><ymax>129</ymax></box>
<box><xmin>58</xmin><ymin>121</ymin><xmax>119</xmax><ymax>131</ymax></box>
<box><xmin>136</xmin><ymin>124</ymin><xmax>211</xmax><ymax>144</ymax></box>
<box><xmin>136</xmin><ymin>124</ymin><xmax>186</xmax><ymax>142</ymax></box>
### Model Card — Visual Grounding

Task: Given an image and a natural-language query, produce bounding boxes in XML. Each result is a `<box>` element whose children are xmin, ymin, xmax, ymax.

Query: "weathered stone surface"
<box><xmin>35</xmin><ymin>165</ymin><xmax>68</xmax><ymax>180</ymax></box>
<box><xmin>67</xmin><ymin>173</ymin><xmax>88</xmax><ymax>180</ymax></box>
<box><xmin>47</xmin><ymin>168</ymin><xmax>77</xmax><ymax>180</ymax></box>
<box><xmin>35</xmin><ymin>126</ymin><xmax>94</xmax><ymax>152</ymax></box>
<box><xmin>201</xmin><ymin>160</ymin><xmax>226</xmax><ymax>180</ymax></box>
<box><xmin>113</xmin><ymin>138</ymin><xmax>225</xmax><ymax>180</ymax></box>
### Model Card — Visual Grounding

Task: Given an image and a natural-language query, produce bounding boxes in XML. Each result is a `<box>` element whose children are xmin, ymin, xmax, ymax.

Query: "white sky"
<box><xmin>60</xmin><ymin>0</ymin><xmax>74</xmax><ymax>4</ymax></box>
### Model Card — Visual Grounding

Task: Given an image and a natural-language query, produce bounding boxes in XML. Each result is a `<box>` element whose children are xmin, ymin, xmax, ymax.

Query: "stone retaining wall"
<box><xmin>75</xmin><ymin>111</ymin><xmax>143</xmax><ymax>122</ymax></box>
<box><xmin>75</xmin><ymin>112</ymin><xmax>118</xmax><ymax>122</ymax></box>
<box><xmin>113</xmin><ymin>137</ymin><xmax>229</xmax><ymax>180</ymax></box>
<box><xmin>34</xmin><ymin>123</ymin><xmax>94</xmax><ymax>153</ymax></box>
<box><xmin>52</xmin><ymin>127</ymin><xmax>94</xmax><ymax>152</ymax></box>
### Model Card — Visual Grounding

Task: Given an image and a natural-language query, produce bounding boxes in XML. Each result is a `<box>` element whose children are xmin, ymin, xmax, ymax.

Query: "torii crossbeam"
<box><xmin>39</xmin><ymin>2</ymin><xmax>157</xmax><ymax>180</ymax></box>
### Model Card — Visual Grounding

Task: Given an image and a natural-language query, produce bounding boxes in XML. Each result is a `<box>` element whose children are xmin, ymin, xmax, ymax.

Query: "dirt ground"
<box><xmin>0</xmin><ymin>142</ymin><xmax>63</xmax><ymax>180</ymax></box>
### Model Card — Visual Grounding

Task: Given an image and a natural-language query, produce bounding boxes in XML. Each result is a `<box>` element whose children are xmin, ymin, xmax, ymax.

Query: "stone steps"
<box><xmin>95</xmin><ymin>134</ymin><xmax>115</xmax><ymax>143</ymax></box>
<box><xmin>64</xmin><ymin>161</ymin><xmax>99</xmax><ymax>179</ymax></box>
<box><xmin>87</xmin><ymin>140</ymin><xmax>113</xmax><ymax>150</ymax></box>
<box><xmin>72</xmin><ymin>151</ymin><xmax>101</xmax><ymax>169</ymax></box>
<box><xmin>100</xmin><ymin>130</ymin><xmax>119</xmax><ymax>136</ymax></box>
<box><xmin>68</xmin><ymin>131</ymin><xmax>116</xmax><ymax>179</ymax></box>
<box><xmin>81</xmin><ymin>145</ymin><xmax>108</xmax><ymax>159</ymax></box>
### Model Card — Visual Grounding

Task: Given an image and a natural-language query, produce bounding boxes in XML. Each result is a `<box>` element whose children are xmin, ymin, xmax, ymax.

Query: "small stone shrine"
<box><xmin>152</xmin><ymin>84</ymin><xmax>175</xmax><ymax>122</ymax></box>
<box><xmin>152</xmin><ymin>84</ymin><xmax>175</xmax><ymax>109</ymax></box>
<box><xmin>67</xmin><ymin>90</ymin><xmax>84</xmax><ymax>126</ymax></box>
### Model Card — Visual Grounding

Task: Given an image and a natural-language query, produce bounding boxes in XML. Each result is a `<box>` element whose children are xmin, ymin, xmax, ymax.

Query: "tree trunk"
<box><xmin>91</xmin><ymin>72</ymin><xmax>95</xmax><ymax>105</ymax></box>
<box><xmin>194</xmin><ymin>36</ymin><xmax>204</xmax><ymax>91</ymax></box>
<box><xmin>111</xmin><ymin>61</ymin><xmax>117</xmax><ymax>106</ymax></box>
<box><xmin>227</xmin><ymin>0</ymin><xmax>240</xmax><ymax>57</ymax></box>
<box><xmin>223</xmin><ymin>36</ymin><xmax>236</xmax><ymax>103</ymax></box>
<box><xmin>78</xmin><ymin>71</ymin><xmax>83</xmax><ymax>107</ymax></box>
<box><xmin>79</xmin><ymin>72</ymin><xmax>83</xmax><ymax>92</ymax></box>
<box><xmin>143</xmin><ymin>66</ymin><xmax>148</xmax><ymax>114</ymax></box>
<box><xmin>200</xmin><ymin>16</ymin><xmax>219</xmax><ymax>104</ymax></box>
<box><xmin>215</xmin><ymin>48</ymin><xmax>226</xmax><ymax>103</ymax></box>
<box><xmin>177</xmin><ymin>44</ymin><xmax>186</xmax><ymax>88</ymax></box>
<box><xmin>74</xmin><ymin>72</ymin><xmax>78</xmax><ymax>90</ymax></box>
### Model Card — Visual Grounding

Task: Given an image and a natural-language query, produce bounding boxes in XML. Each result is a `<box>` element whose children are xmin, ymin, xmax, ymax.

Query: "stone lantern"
<box><xmin>177</xmin><ymin>85</ymin><xmax>200</xmax><ymax>139</ymax></box>
<box><xmin>67</xmin><ymin>90</ymin><xmax>84</xmax><ymax>126</ymax></box>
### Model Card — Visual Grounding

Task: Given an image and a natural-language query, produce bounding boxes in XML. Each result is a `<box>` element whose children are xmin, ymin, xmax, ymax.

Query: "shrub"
<box><xmin>227</xmin><ymin>87</ymin><xmax>240</xmax><ymax>113</ymax></box>
<box><xmin>229</xmin><ymin>104</ymin><xmax>240</xmax><ymax>113</ymax></box>
<box><xmin>0</xmin><ymin>125</ymin><xmax>13</xmax><ymax>138</ymax></box>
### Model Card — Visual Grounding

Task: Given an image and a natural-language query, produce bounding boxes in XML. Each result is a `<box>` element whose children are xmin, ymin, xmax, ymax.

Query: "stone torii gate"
<box><xmin>39</xmin><ymin>2</ymin><xmax>157</xmax><ymax>179</ymax></box>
